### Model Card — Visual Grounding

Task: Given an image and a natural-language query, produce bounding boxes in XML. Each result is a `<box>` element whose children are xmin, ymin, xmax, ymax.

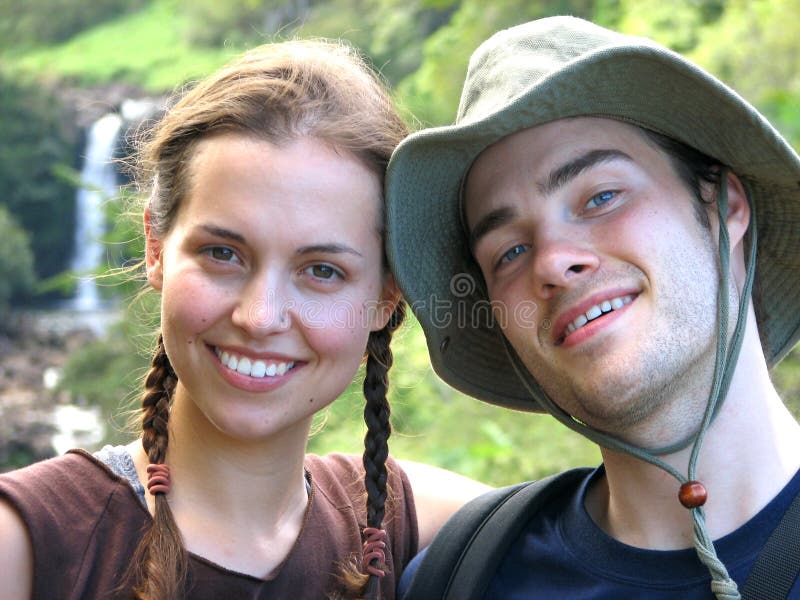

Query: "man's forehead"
<box><xmin>475</xmin><ymin>117</ymin><xmax>644</xmax><ymax>164</ymax></box>
<box><xmin>464</xmin><ymin>118</ymin><xmax>645</xmax><ymax>203</ymax></box>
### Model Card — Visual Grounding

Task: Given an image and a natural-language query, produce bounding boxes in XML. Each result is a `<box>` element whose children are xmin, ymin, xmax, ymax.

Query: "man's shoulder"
<box><xmin>399</xmin><ymin>467</ymin><xmax>592</xmax><ymax>600</ymax></box>
<box><xmin>455</xmin><ymin>466</ymin><xmax>591</xmax><ymax>525</ymax></box>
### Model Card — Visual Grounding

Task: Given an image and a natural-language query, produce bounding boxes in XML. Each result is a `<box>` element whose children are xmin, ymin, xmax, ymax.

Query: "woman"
<box><xmin>0</xmin><ymin>40</ymin><xmax>487</xmax><ymax>599</ymax></box>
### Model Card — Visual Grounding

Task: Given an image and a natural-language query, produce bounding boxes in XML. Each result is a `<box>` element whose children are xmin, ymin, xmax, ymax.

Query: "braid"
<box><xmin>362</xmin><ymin>305</ymin><xmax>404</xmax><ymax>529</ymax></box>
<box><xmin>123</xmin><ymin>335</ymin><xmax>188</xmax><ymax>599</ymax></box>
<box><xmin>141</xmin><ymin>336</ymin><xmax>174</xmax><ymax>465</ymax></box>
<box><xmin>336</xmin><ymin>303</ymin><xmax>406</xmax><ymax>600</ymax></box>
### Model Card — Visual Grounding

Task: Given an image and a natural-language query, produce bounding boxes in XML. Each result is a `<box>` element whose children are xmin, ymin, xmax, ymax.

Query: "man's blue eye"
<box><xmin>500</xmin><ymin>245</ymin><xmax>528</xmax><ymax>265</ymax></box>
<box><xmin>586</xmin><ymin>190</ymin><xmax>615</xmax><ymax>209</ymax></box>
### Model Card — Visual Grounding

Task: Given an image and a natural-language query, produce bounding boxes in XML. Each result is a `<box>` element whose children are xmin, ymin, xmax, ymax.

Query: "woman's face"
<box><xmin>146</xmin><ymin>134</ymin><xmax>396</xmax><ymax>443</ymax></box>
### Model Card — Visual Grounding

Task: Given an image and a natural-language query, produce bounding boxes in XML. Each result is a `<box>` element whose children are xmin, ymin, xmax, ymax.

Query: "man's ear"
<box><xmin>144</xmin><ymin>211</ymin><xmax>164</xmax><ymax>291</ymax></box>
<box><xmin>371</xmin><ymin>274</ymin><xmax>403</xmax><ymax>332</ymax></box>
<box><xmin>723</xmin><ymin>170</ymin><xmax>750</xmax><ymax>249</ymax></box>
<box><xmin>719</xmin><ymin>170</ymin><xmax>751</xmax><ymax>287</ymax></box>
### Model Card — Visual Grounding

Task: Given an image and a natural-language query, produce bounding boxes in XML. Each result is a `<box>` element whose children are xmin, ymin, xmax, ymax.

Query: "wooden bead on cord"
<box><xmin>678</xmin><ymin>481</ymin><xmax>707</xmax><ymax>508</ymax></box>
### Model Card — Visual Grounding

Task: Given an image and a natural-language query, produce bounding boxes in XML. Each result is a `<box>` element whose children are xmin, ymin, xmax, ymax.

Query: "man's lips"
<box><xmin>553</xmin><ymin>292</ymin><xmax>638</xmax><ymax>345</ymax></box>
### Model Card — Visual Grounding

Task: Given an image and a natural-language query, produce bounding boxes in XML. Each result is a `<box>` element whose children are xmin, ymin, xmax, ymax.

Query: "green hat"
<box><xmin>386</xmin><ymin>15</ymin><xmax>800</xmax><ymax>413</ymax></box>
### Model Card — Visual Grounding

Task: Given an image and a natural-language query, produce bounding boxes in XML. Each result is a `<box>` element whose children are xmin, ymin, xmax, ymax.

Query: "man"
<box><xmin>386</xmin><ymin>16</ymin><xmax>800</xmax><ymax>599</ymax></box>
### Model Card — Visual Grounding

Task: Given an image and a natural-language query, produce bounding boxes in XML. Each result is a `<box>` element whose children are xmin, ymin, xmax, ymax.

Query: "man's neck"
<box><xmin>585</xmin><ymin>329</ymin><xmax>800</xmax><ymax>550</ymax></box>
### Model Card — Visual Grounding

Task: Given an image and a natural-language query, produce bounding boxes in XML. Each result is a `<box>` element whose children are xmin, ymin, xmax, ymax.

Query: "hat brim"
<box><xmin>386</xmin><ymin>43</ymin><xmax>800</xmax><ymax>412</ymax></box>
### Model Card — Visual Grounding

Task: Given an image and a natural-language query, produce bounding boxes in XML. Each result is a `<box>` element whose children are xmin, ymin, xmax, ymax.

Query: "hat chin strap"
<box><xmin>504</xmin><ymin>170</ymin><xmax>758</xmax><ymax>600</ymax></box>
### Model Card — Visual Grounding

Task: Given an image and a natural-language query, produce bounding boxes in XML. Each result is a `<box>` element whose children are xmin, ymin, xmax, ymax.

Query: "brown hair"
<box><xmin>127</xmin><ymin>39</ymin><xmax>408</xmax><ymax>599</ymax></box>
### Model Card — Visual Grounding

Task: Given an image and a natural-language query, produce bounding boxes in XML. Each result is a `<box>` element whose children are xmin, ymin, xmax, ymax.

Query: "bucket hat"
<box><xmin>386</xmin><ymin>15</ymin><xmax>800</xmax><ymax>413</ymax></box>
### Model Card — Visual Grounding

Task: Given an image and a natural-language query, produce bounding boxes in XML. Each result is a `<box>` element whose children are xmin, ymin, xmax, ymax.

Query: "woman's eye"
<box><xmin>585</xmin><ymin>190</ymin><xmax>616</xmax><ymax>210</ymax></box>
<box><xmin>307</xmin><ymin>264</ymin><xmax>342</xmax><ymax>280</ymax></box>
<box><xmin>208</xmin><ymin>247</ymin><xmax>236</xmax><ymax>261</ymax></box>
<box><xmin>499</xmin><ymin>244</ymin><xmax>529</xmax><ymax>266</ymax></box>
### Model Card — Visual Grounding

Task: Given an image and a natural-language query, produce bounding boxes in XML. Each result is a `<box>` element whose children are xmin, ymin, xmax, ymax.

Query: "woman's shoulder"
<box><xmin>304</xmin><ymin>452</ymin><xmax>406</xmax><ymax>476</ymax></box>
<box><xmin>0</xmin><ymin>495</ymin><xmax>33</xmax><ymax>599</ymax></box>
<box><xmin>304</xmin><ymin>452</ymin><xmax>418</xmax><ymax>544</ymax></box>
<box><xmin>0</xmin><ymin>450</ymin><xmax>148</xmax><ymax>598</ymax></box>
<box><xmin>0</xmin><ymin>449</ymin><xmax>126</xmax><ymax>500</ymax></box>
<box><xmin>304</xmin><ymin>453</ymin><xmax>412</xmax><ymax>499</ymax></box>
<box><xmin>300</xmin><ymin>453</ymin><xmax>420</xmax><ymax>590</ymax></box>
<box><xmin>0</xmin><ymin>449</ymin><xmax>146</xmax><ymax>534</ymax></box>
<box><xmin>1</xmin><ymin>449</ymin><xmax>148</xmax><ymax>545</ymax></box>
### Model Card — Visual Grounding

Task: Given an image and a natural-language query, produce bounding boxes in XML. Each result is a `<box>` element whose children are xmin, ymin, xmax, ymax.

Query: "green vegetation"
<box><xmin>1</xmin><ymin>0</ymin><xmax>799</xmax><ymax>481</ymax></box>
<box><xmin>4</xmin><ymin>0</ymin><xmax>233</xmax><ymax>93</ymax></box>
<box><xmin>0</xmin><ymin>205</ymin><xmax>35</xmax><ymax>317</ymax></box>
<box><xmin>0</xmin><ymin>0</ymin><xmax>147</xmax><ymax>49</ymax></box>
<box><xmin>0</xmin><ymin>71</ymin><xmax>78</xmax><ymax>288</ymax></box>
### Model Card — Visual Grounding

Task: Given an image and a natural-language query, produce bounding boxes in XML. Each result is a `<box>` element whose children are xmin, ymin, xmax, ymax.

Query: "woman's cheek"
<box><xmin>163</xmin><ymin>273</ymin><xmax>233</xmax><ymax>332</ymax></box>
<box><xmin>299</xmin><ymin>295</ymin><xmax>373</xmax><ymax>351</ymax></box>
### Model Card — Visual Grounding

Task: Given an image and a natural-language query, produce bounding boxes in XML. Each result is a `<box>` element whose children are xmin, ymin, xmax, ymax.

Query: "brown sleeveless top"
<box><xmin>0</xmin><ymin>450</ymin><xmax>418</xmax><ymax>599</ymax></box>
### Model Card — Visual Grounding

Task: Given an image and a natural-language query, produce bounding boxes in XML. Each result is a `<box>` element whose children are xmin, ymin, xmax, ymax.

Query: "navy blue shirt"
<box><xmin>400</xmin><ymin>466</ymin><xmax>800</xmax><ymax>599</ymax></box>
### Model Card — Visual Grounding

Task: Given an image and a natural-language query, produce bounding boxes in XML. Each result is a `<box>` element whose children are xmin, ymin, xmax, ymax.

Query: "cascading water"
<box><xmin>69</xmin><ymin>112</ymin><xmax>123</xmax><ymax>311</ymax></box>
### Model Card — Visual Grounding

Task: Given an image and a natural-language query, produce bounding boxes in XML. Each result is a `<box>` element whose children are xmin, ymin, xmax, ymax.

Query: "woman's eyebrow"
<box><xmin>199</xmin><ymin>224</ymin><xmax>246</xmax><ymax>244</ymax></box>
<box><xmin>296</xmin><ymin>243</ymin><xmax>363</xmax><ymax>258</ymax></box>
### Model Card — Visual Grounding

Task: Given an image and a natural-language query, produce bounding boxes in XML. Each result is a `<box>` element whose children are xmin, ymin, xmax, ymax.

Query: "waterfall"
<box><xmin>69</xmin><ymin>112</ymin><xmax>123</xmax><ymax>311</ymax></box>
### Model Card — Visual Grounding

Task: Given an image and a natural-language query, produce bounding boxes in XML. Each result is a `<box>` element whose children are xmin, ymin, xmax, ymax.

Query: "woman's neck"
<box><xmin>128</xmin><ymin>386</ymin><xmax>313</xmax><ymax>577</ymax></box>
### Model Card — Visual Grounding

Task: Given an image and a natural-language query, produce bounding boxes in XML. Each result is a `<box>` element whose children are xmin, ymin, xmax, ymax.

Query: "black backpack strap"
<box><xmin>741</xmin><ymin>489</ymin><xmax>800</xmax><ymax>599</ymax></box>
<box><xmin>404</xmin><ymin>467</ymin><xmax>591</xmax><ymax>600</ymax></box>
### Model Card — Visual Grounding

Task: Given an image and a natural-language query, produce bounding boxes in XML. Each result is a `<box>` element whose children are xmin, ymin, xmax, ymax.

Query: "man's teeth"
<box><xmin>565</xmin><ymin>295</ymin><xmax>633</xmax><ymax>335</ymax></box>
<box><xmin>214</xmin><ymin>348</ymin><xmax>294</xmax><ymax>378</ymax></box>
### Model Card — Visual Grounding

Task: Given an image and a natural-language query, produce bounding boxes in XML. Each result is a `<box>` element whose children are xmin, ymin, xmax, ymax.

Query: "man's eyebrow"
<box><xmin>541</xmin><ymin>149</ymin><xmax>634</xmax><ymax>195</ymax></box>
<box><xmin>469</xmin><ymin>206</ymin><xmax>517</xmax><ymax>251</ymax></box>
<box><xmin>296</xmin><ymin>243</ymin><xmax>363</xmax><ymax>258</ymax></box>
<box><xmin>200</xmin><ymin>224</ymin><xmax>246</xmax><ymax>244</ymax></box>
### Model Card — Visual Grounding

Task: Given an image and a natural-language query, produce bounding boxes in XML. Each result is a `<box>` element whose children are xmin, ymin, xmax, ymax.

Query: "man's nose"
<box><xmin>530</xmin><ymin>232</ymin><xmax>599</xmax><ymax>300</ymax></box>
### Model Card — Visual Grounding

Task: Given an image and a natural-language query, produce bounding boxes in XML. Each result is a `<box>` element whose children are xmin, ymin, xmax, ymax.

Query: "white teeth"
<box><xmin>251</xmin><ymin>360</ymin><xmax>266</xmax><ymax>377</ymax></box>
<box><xmin>236</xmin><ymin>357</ymin><xmax>251</xmax><ymax>375</ymax></box>
<box><xmin>565</xmin><ymin>295</ymin><xmax>633</xmax><ymax>337</ymax></box>
<box><xmin>215</xmin><ymin>347</ymin><xmax>295</xmax><ymax>379</ymax></box>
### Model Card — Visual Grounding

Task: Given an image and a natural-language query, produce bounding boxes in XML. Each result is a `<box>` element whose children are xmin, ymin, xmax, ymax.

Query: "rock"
<box><xmin>0</xmin><ymin>308</ymin><xmax>106</xmax><ymax>472</ymax></box>
<box><xmin>0</xmin><ymin>388</ymin><xmax>57</xmax><ymax>470</ymax></box>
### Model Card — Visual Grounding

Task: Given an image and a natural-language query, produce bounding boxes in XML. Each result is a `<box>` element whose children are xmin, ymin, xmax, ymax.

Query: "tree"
<box><xmin>689</xmin><ymin>0</ymin><xmax>800</xmax><ymax>148</ymax></box>
<box><xmin>395</xmin><ymin>0</ymin><xmax>595</xmax><ymax>126</ymax></box>
<box><xmin>0</xmin><ymin>204</ymin><xmax>35</xmax><ymax>317</ymax></box>
<box><xmin>0</xmin><ymin>71</ymin><xmax>79</xmax><ymax>286</ymax></box>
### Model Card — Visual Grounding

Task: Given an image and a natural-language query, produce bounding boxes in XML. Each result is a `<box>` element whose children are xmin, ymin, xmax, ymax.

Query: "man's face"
<box><xmin>464</xmin><ymin>117</ymin><xmax>722</xmax><ymax>443</ymax></box>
